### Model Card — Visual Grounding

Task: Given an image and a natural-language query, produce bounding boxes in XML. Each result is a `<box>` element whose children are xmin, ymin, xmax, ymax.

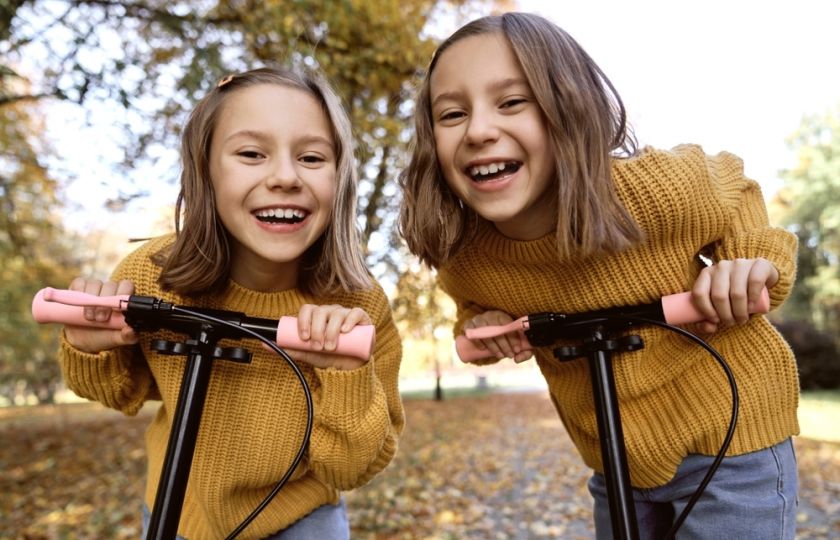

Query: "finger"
<box><xmin>323</xmin><ymin>308</ymin><xmax>349</xmax><ymax>352</ymax></box>
<box><xmin>510</xmin><ymin>332</ymin><xmax>528</xmax><ymax>355</ymax></box>
<box><xmin>97</xmin><ymin>280</ymin><xmax>120</xmax><ymax>322</ymax></box>
<box><xmin>487</xmin><ymin>311</ymin><xmax>514</xmax><ymax>327</ymax></box>
<box><xmin>755</xmin><ymin>257</ymin><xmax>779</xmax><ymax>289</ymax></box>
<box><xmin>115</xmin><ymin>279</ymin><xmax>135</xmax><ymax>296</ymax></box>
<box><xmin>82</xmin><ymin>279</ymin><xmax>104</xmax><ymax>321</ymax></box>
<box><xmin>119</xmin><ymin>325</ymin><xmax>139</xmax><ymax>346</ymax></box>
<box><xmin>340</xmin><ymin>307</ymin><xmax>370</xmax><ymax>332</ymax></box>
<box><xmin>480</xmin><ymin>337</ymin><xmax>504</xmax><ymax>359</ymax></box>
<box><xmin>297</xmin><ymin>304</ymin><xmax>314</xmax><ymax>341</ymax></box>
<box><xmin>691</xmin><ymin>269</ymin><xmax>718</xmax><ymax>324</ymax></box>
<box><xmin>513</xmin><ymin>350</ymin><xmax>534</xmax><ymax>363</ymax></box>
<box><xmin>308</xmin><ymin>305</ymin><xmax>336</xmax><ymax>351</ymax></box>
<box><xmin>69</xmin><ymin>277</ymin><xmax>87</xmax><ymax>291</ymax></box>
<box><xmin>495</xmin><ymin>334</ymin><xmax>518</xmax><ymax>359</ymax></box>
<box><xmin>69</xmin><ymin>277</ymin><xmax>91</xmax><ymax>320</ymax></box>
<box><xmin>747</xmin><ymin>258</ymin><xmax>775</xmax><ymax>310</ymax></box>
<box><xmin>709</xmin><ymin>261</ymin><xmax>735</xmax><ymax>327</ymax></box>
<box><xmin>696</xmin><ymin>321</ymin><xmax>719</xmax><ymax>334</ymax></box>
<box><xmin>728</xmin><ymin>259</ymin><xmax>752</xmax><ymax>324</ymax></box>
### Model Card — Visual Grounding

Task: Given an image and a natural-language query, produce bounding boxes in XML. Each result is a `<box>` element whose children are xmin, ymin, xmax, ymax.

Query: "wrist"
<box><xmin>330</xmin><ymin>357</ymin><xmax>366</xmax><ymax>371</ymax></box>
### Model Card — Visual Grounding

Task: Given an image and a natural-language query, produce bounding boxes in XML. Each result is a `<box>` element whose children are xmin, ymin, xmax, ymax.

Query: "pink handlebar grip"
<box><xmin>455</xmin><ymin>287</ymin><xmax>771</xmax><ymax>362</ymax></box>
<box><xmin>41</xmin><ymin>287</ymin><xmax>129</xmax><ymax>309</ymax></box>
<box><xmin>661</xmin><ymin>287</ymin><xmax>770</xmax><ymax>325</ymax></box>
<box><xmin>276</xmin><ymin>317</ymin><xmax>375</xmax><ymax>361</ymax></box>
<box><xmin>31</xmin><ymin>289</ymin><xmax>127</xmax><ymax>329</ymax></box>
<box><xmin>31</xmin><ymin>288</ymin><xmax>375</xmax><ymax>360</ymax></box>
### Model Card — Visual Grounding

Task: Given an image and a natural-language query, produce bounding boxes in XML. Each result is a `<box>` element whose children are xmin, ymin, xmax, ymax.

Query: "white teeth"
<box><xmin>255</xmin><ymin>208</ymin><xmax>306</xmax><ymax>219</ymax></box>
<box><xmin>470</xmin><ymin>161</ymin><xmax>509</xmax><ymax>177</ymax></box>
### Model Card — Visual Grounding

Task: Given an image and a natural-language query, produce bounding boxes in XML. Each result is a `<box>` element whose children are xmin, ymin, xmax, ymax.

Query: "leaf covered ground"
<box><xmin>1</xmin><ymin>392</ymin><xmax>838</xmax><ymax>539</ymax></box>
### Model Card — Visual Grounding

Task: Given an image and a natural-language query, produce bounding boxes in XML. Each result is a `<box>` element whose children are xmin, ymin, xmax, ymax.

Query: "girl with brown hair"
<box><xmin>60</xmin><ymin>67</ymin><xmax>403</xmax><ymax>539</ymax></box>
<box><xmin>399</xmin><ymin>12</ymin><xmax>798</xmax><ymax>539</ymax></box>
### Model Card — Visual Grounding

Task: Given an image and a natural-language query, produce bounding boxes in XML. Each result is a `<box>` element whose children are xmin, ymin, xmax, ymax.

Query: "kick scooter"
<box><xmin>32</xmin><ymin>287</ymin><xmax>375</xmax><ymax>539</ymax></box>
<box><xmin>455</xmin><ymin>288</ymin><xmax>769</xmax><ymax>540</ymax></box>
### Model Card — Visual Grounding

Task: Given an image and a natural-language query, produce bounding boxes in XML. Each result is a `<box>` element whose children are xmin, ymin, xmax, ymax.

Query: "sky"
<box><xmin>50</xmin><ymin>0</ymin><xmax>840</xmax><ymax>238</ymax></box>
<box><xmin>518</xmin><ymin>0</ymin><xmax>840</xmax><ymax>196</ymax></box>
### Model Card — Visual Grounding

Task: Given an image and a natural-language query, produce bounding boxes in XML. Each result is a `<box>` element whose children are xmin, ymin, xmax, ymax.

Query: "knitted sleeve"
<box><xmin>703</xmin><ymin>150</ymin><xmax>798</xmax><ymax>308</ymax></box>
<box><xmin>57</xmin><ymin>243</ymin><xmax>160</xmax><ymax>415</ymax></box>
<box><xmin>437</xmin><ymin>271</ymin><xmax>504</xmax><ymax>366</ymax></box>
<box><xmin>305</xmin><ymin>284</ymin><xmax>405</xmax><ymax>490</ymax></box>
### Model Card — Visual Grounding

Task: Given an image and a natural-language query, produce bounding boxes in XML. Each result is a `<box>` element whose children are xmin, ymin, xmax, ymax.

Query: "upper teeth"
<box><xmin>255</xmin><ymin>208</ymin><xmax>306</xmax><ymax>219</ymax></box>
<box><xmin>470</xmin><ymin>162</ymin><xmax>507</xmax><ymax>176</ymax></box>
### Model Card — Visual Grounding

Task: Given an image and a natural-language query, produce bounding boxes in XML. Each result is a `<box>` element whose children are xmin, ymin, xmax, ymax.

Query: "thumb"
<box><xmin>119</xmin><ymin>326</ymin><xmax>140</xmax><ymax>346</ymax></box>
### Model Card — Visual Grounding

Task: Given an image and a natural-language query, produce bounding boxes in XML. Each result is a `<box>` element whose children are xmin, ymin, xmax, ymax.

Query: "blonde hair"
<box><xmin>398</xmin><ymin>12</ymin><xmax>643</xmax><ymax>268</ymax></box>
<box><xmin>156</xmin><ymin>67</ymin><xmax>371</xmax><ymax>296</ymax></box>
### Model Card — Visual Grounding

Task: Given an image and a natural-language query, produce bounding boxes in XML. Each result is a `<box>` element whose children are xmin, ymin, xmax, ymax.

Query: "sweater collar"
<box><xmin>468</xmin><ymin>219</ymin><xmax>560</xmax><ymax>264</ymax></box>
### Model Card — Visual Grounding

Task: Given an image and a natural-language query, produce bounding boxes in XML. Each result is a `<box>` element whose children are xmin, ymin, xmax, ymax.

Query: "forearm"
<box><xmin>307</xmin><ymin>361</ymin><xmax>400</xmax><ymax>489</ymax></box>
<box><xmin>59</xmin><ymin>333</ymin><xmax>156</xmax><ymax>415</ymax></box>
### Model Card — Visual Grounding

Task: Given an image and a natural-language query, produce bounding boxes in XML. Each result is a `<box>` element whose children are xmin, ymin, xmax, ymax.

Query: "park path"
<box><xmin>1</xmin><ymin>390</ymin><xmax>838</xmax><ymax>538</ymax></box>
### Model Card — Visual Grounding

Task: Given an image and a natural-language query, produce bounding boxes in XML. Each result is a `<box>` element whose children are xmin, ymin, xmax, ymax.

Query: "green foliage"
<box><xmin>1</xmin><ymin>0</ymin><xmax>500</xmax><ymax>401</ymax></box>
<box><xmin>0</xmin><ymin>100</ymin><xmax>82</xmax><ymax>404</ymax></box>
<box><xmin>3</xmin><ymin>0</ymin><xmax>485</xmax><ymax>267</ymax></box>
<box><xmin>774</xmin><ymin>105</ymin><xmax>840</xmax><ymax>336</ymax></box>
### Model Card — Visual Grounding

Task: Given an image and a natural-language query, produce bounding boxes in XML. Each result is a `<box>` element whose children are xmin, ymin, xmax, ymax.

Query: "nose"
<box><xmin>464</xmin><ymin>108</ymin><xmax>500</xmax><ymax>146</ymax></box>
<box><xmin>266</xmin><ymin>155</ymin><xmax>302</xmax><ymax>190</ymax></box>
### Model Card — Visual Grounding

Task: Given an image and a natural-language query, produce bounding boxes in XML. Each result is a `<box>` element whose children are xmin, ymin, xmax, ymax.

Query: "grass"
<box><xmin>399</xmin><ymin>384</ymin><xmax>840</xmax><ymax>443</ymax></box>
<box><xmin>799</xmin><ymin>389</ymin><xmax>840</xmax><ymax>442</ymax></box>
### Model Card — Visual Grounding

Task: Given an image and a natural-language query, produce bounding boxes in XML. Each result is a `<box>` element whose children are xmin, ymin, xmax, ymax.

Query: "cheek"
<box><xmin>433</xmin><ymin>130</ymin><xmax>454</xmax><ymax>162</ymax></box>
<box><xmin>314</xmin><ymin>173</ymin><xmax>338</xmax><ymax>211</ymax></box>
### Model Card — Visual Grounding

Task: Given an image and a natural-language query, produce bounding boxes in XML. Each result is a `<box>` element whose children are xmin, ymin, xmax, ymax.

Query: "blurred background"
<box><xmin>1</xmin><ymin>0</ymin><xmax>838</xmax><ymax>538</ymax></box>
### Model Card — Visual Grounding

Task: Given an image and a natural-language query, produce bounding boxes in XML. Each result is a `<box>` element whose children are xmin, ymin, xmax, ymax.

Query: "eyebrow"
<box><xmin>223</xmin><ymin>129</ymin><xmax>272</xmax><ymax>145</ymax></box>
<box><xmin>223</xmin><ymin>130</ymin><xmax>334</xmax><ymax>147</ymax></box>
<box><xmin>431</xmin><ymin>77</ymin><xmax>529</xmax><ymax>108</ymax></box>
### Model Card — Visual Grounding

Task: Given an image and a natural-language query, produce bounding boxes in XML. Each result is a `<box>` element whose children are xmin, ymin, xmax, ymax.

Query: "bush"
<box><xmin>773</xmin><ymin>320</ymin><xmax>840</xmax><ymax>390</ymax></box>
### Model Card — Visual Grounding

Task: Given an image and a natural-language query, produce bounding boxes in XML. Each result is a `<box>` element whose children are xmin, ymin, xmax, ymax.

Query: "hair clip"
<box><xmin>217</xmin><ymin>74</ymin><xmax>235</xmax><ymax>88</ymax></box>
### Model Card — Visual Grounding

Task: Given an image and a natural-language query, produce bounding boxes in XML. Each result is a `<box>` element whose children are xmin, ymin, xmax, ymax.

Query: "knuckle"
<box><xmin>711</xmin><ymin>292</ymin><xmax>729</xmax><ymax>305</ymax></box>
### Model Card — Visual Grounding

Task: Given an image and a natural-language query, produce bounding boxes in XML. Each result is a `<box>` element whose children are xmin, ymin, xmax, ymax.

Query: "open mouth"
<box><xmin>467</xmin><ymin>161</ymin><xmax>521</xmax><ymax>182</ymax></box>
<box><xmin>253</xmin><ymin>207</ymin><xmax>308</xmax><ymax>225</ymax></box>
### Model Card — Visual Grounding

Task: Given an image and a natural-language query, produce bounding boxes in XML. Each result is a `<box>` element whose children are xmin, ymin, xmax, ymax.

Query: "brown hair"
<box><xmin>156</xmin><ymin>67</ymin><xmax>371</xmax><ymax>296</ymax></box>
<box><xmin>398</xmin><ymin>12</ymin><xmax>643</xmax><ymax>268</ymax></box>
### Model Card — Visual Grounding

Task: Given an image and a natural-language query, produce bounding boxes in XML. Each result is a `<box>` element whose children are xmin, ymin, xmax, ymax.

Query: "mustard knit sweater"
<box><xmin>438</xmin><ymin>145</ymin><xmax>799</xmax><ymax>488</ymax></box>
<box><xmin>59</xmin><ymin>235</ymin><xmax>404</xmax><ymax>539</ymax></box>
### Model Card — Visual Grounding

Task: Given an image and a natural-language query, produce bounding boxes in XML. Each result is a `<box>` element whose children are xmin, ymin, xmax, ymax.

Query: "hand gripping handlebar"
<box><xmin>455</xmin><ymin>287</ymin><xmax>770</xmax><ymax>362</ymax></box>
<box><xmin>32</xmin><ymin>287</ymin><xmax>375</xmax><ymax>361</ymax></box>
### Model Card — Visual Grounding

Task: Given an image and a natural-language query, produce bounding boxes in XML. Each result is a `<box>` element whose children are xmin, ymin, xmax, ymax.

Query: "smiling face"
<box><xmin>209</xmin><ymin>83</ymin><xmax>336</xmax><ymax>291</ymax></box>
<box><xmin>430</xmin><ymin>32</ymin><xmax>556</xmax><ymax>240</ymax></box>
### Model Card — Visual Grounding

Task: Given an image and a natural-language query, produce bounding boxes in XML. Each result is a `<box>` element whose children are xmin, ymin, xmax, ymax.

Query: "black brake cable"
<box><xmin>169</xmin><ymin>306</ymin><xmax>314</xmax><ymax>540</ymax></box>
<box><xmin>610</xmin><ymin>316</ymin><xmax>739</xmax><ymax>539</ymax></box>
<box><xmin>167</xmin><ymin>308</ymin><xmax>737</xmax><ymax>538</ymax></box>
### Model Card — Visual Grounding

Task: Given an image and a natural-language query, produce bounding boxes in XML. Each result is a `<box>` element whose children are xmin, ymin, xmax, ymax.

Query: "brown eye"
<box><xmin>501</xmin><ymin>98</ymin><xmax>527</xmax><ymax>109</ymax></box>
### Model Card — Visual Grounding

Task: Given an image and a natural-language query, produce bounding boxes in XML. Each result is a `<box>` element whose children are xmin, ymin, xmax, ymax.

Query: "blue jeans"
<box><xmin>141</xmin><ymin>497</ymin><xmax>349</xmax><ymax>539</ymax></box>
<box><xmin>588</xmin><ymin>439</ymin><xmax>798</xmax><ymax>540</ymax></box>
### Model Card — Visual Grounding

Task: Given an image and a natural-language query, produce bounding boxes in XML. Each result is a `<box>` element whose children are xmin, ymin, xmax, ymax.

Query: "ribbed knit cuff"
<box><xmin>717</xmin><ymin>229</ymin><xmax>798</xmax><ymax>308</ymax></box>
<box><xmin>314</xmin><ymin>360</ymin><xmax>376</xmax><ymax>415</ymax></box>
<box><xmin>59</xmin><ymin>332</ymin><xmax>146</xmax><ymax>415</ymax></box>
